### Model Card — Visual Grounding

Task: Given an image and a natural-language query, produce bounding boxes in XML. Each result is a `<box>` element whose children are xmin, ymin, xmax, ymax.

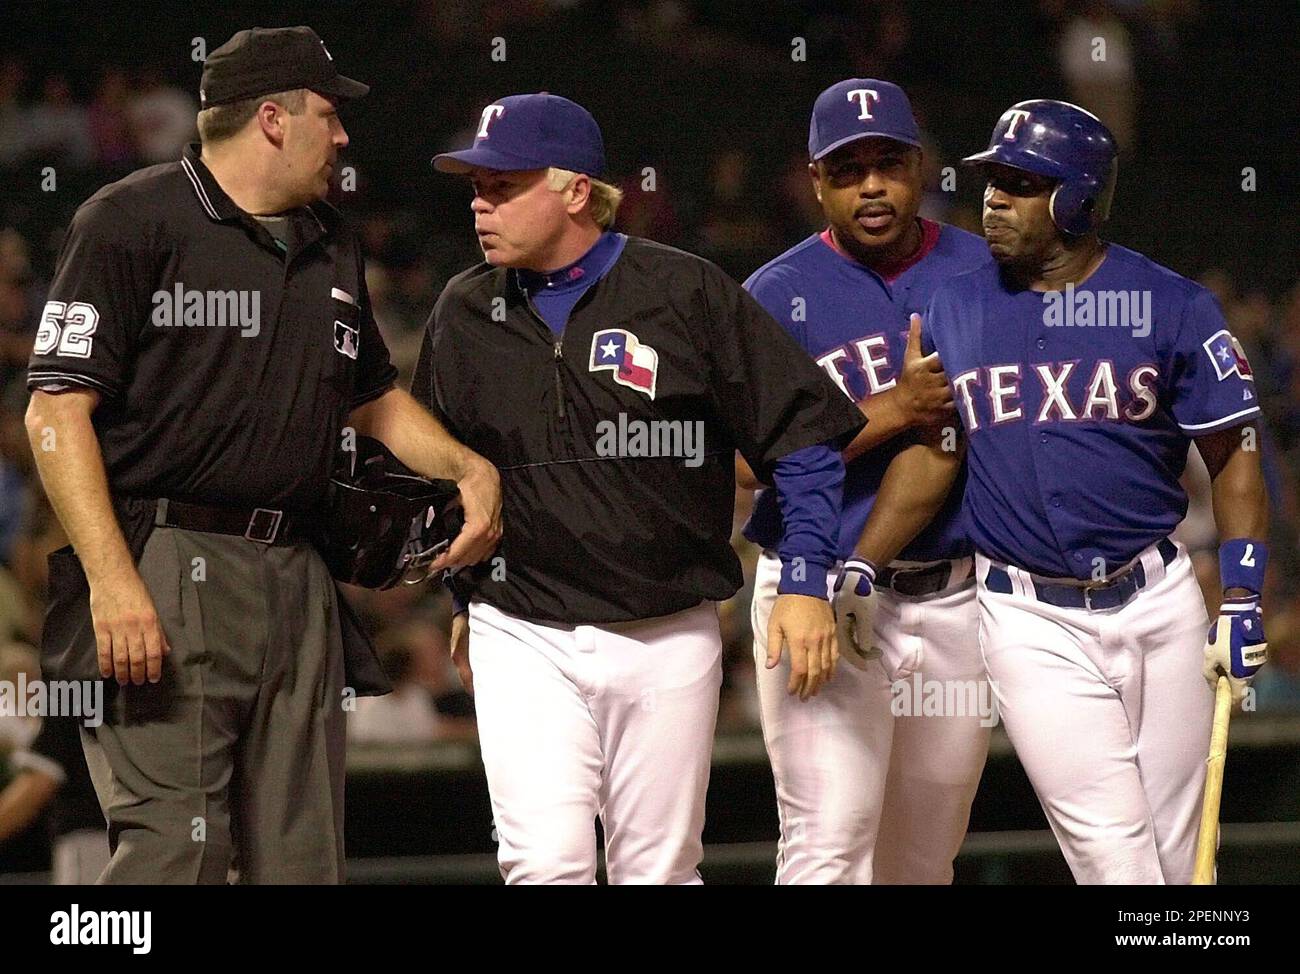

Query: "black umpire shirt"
<box><xmin>27</xmin><ymin>143</ymin><xmax>397</xmax><ymax>512</ymax></box>
<box><xmin>413</xmin><ymin>236</ymin><xmax>865</xmax><ymax>624</ymax></box>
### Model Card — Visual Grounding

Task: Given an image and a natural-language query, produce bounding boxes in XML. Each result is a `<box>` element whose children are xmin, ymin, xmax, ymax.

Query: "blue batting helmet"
<box><xmin>963</xmin><ymin>100</ymin><xmax>1118</xmax><ymax>237</ymax></box>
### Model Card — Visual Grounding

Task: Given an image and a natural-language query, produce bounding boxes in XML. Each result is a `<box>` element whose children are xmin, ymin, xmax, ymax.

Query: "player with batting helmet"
<box><xmin>921</xmin><ymin>100</ymin><xmax>1270</xmax><ymax>883</ymax></box>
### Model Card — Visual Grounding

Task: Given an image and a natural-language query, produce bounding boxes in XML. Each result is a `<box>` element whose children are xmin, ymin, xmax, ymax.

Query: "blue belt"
<box><xmin>984</xmin><ymin>539</ymin><xmax>1178</xmax><ymax>611</ymax></box>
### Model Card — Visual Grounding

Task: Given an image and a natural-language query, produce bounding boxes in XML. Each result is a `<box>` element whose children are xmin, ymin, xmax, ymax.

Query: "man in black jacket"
<box><xmin>416</xmin><ymin>93</ymin><xmax>865</xmax><ymax>884</ymax></box>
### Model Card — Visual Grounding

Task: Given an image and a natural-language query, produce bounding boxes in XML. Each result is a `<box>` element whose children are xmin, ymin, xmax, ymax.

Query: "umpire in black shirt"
<box><xmin>23</xmin><ymin>27</ymin><xmax>501</xmax><ymax>884</ymax></box>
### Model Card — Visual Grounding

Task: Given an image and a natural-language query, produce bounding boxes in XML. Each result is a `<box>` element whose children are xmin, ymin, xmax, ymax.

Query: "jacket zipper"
<box><xmin>553</xmin><ymin>342</ymin><xmax>566</xmax><ymax>421</ymax></box>
<box><xmin>520</xmin><ymin>289</ymin><xmax>567</xmax><ymax>426</ymax></box>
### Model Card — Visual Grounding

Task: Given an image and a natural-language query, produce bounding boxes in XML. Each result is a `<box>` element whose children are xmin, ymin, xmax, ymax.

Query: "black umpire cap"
<box><xmin>200</xmin><ymin>26</ymin><xmax>369</xmax><ymax>108</ymax></box>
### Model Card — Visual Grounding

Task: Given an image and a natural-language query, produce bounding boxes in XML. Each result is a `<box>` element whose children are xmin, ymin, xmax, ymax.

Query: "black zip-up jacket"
<box><xmin>413</xmin><ymin>236</ymin><xmax>865</xmax><ymax>624</ymax></box>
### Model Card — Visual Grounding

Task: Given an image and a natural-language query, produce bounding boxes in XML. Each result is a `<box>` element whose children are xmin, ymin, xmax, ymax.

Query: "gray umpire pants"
<box><xmin>81</xmin><ymin>524</ymin><xmax>347</xmax><ymax>884</ymax></box>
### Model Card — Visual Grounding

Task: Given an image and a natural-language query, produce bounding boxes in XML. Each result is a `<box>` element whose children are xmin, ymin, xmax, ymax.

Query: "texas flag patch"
<box><xmin>590</xmin><ymin>328</ymin><xmax>658</xmax><ymax>399</ymax></box>
<box><xmin>1203</xmin><ymin>329</ymin><xmax>1253</xmax><ymax>382</ymax></box>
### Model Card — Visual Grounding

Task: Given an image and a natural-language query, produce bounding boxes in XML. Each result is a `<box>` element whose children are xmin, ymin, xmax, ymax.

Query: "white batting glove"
<box><xmin>1203</xmin><ymin>596</ymin><xmax>1268</xmax><ymax>705</ymax></box>
<box><xmin>833</xmin><ymin>558</ymin><xmax>880</xmax><ymax>670</ymax></box>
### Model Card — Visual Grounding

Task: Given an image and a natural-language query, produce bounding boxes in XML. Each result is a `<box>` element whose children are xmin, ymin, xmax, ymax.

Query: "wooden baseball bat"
<box><xmin>1192</xmin><ymin>675</ymin><xmax>1233</xmax><ymax>884</ymax></box>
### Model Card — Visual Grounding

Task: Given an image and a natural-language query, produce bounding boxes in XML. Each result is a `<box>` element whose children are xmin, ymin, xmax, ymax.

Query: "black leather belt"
<box><xmin>153</xmin><ymin>498</ymin><xmax>317</xmax><ymax>545</ymax></box>
<box><xmin>876</xmin><ymin>559</ymin><xmax>973</xmax><ymax>597</ymax></box>
<box><xmin>984</xmin><ymin>538</ymin><xmax>1178</xmax><ymax>611</ymax></box>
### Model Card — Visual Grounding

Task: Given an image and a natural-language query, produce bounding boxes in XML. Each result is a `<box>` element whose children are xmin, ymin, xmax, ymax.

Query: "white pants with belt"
<box><xmin>751</xmin><ymin>550</ymin><xmax>990</xmax><ymax>884</ymax></box>
<box><xmin>468</xmin><ymin>599</ymin><xmax>723</xmax><ymax>885</ymax></box>
<box><xmin>976</xmin><ymin>541</ymin><xmax>1213</xmax><ymax>884</ymax></box>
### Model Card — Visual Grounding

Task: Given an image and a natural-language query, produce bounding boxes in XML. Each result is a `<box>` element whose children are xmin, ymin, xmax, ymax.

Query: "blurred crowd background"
<box><xmin>0</xmin><ymin>0</ymin><xmax>1297</xmax><ymax>787</ymax></box>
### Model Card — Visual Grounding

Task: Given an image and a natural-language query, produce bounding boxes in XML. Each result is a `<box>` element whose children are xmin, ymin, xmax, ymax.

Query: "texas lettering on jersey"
<box><xmin>951</xmin><ymin>359</ymin><xmax>1160</xmax><ymax>430</ymax></box>
<box><xmin>924</xmin><ymin>244</ymin><xmax>1262</xmax><ymax>579</ymax></box>
<box><xmin>816</xmin><ymin>327</ymin><xmax>909</xmax><ymax>400</ymax></box>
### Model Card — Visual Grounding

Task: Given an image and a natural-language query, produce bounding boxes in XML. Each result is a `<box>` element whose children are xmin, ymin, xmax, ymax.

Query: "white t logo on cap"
<box><xmin>847</xmin><ymin>89</ymin><xmax>880</xmax><ymax>121</ymax></box>
<box><xmin>477</xmin><ymin>104</ymin><xmax>505</xmax><ymax>139</ymax></box>
<box><xmin>1003</xmin><ymin>109</ymin><xmax>1031</xmax><ymax>140</ymax></box>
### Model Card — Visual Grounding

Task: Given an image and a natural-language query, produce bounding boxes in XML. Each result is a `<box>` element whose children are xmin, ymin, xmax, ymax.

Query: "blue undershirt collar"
<box><xmin>515</xmin><ymin>231</ymin><xmax>627</xmax><ymax>335</ymax></box>
<box><xmin>516</xmin><ymin>231</ymin><xmax>626</xmax><ymax>295</ymax></box>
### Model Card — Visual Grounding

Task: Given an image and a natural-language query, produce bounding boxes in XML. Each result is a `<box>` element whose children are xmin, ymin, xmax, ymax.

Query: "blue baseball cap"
<box><xmin>433</xmin><ymin>93</ymin><xmax>606</xmax><ymax>177</ymax></box>
<box><xmin>808</xmin><ymin>79</ymin><xmax>921</xmax><ymax>161</ymax></box>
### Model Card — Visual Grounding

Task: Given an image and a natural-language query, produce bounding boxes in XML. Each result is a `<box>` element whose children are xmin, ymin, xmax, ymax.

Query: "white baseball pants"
<box><xmin>751</xmin><ymin>551</ymin><xmax>990</xmax><ymax>884</ymax></box>
<box><xmin>976</xmin><ymin>542</ymin><xmax>1213</xmax><ymax>884</ymax></box>
<box><xmin>468</xmin><ymin>599</ymin><xmax>723</xmax><ymax>885</ymax></box>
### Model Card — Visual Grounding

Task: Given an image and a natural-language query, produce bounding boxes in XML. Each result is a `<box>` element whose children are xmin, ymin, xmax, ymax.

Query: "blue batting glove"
<box><xmin>1204</xmin><ymin>596</ymin><xmax>1268</xmax><ymax>703</ymax></box>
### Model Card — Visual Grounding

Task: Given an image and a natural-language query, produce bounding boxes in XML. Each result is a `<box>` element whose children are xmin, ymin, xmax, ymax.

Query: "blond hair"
<box><xmin>547</xmin><ymin>167</ymin><xmax>623</xmax><ymax>230</ymax></box>
<box><xmin>197</xmin><ymin>88</ymin><xmax>308</xmax><ymax>145</ymax></box>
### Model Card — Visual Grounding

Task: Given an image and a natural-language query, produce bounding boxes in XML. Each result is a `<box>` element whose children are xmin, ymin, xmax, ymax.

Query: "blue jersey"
<box><xmin>743</xmin><ymin>220</ymin><xmax>990</xmax><ymax>562</ymax></box>
<box><xmin>924</xmin><ymin>243</ymin><xmax>1262</xmax><ymax>579</ymax></box>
